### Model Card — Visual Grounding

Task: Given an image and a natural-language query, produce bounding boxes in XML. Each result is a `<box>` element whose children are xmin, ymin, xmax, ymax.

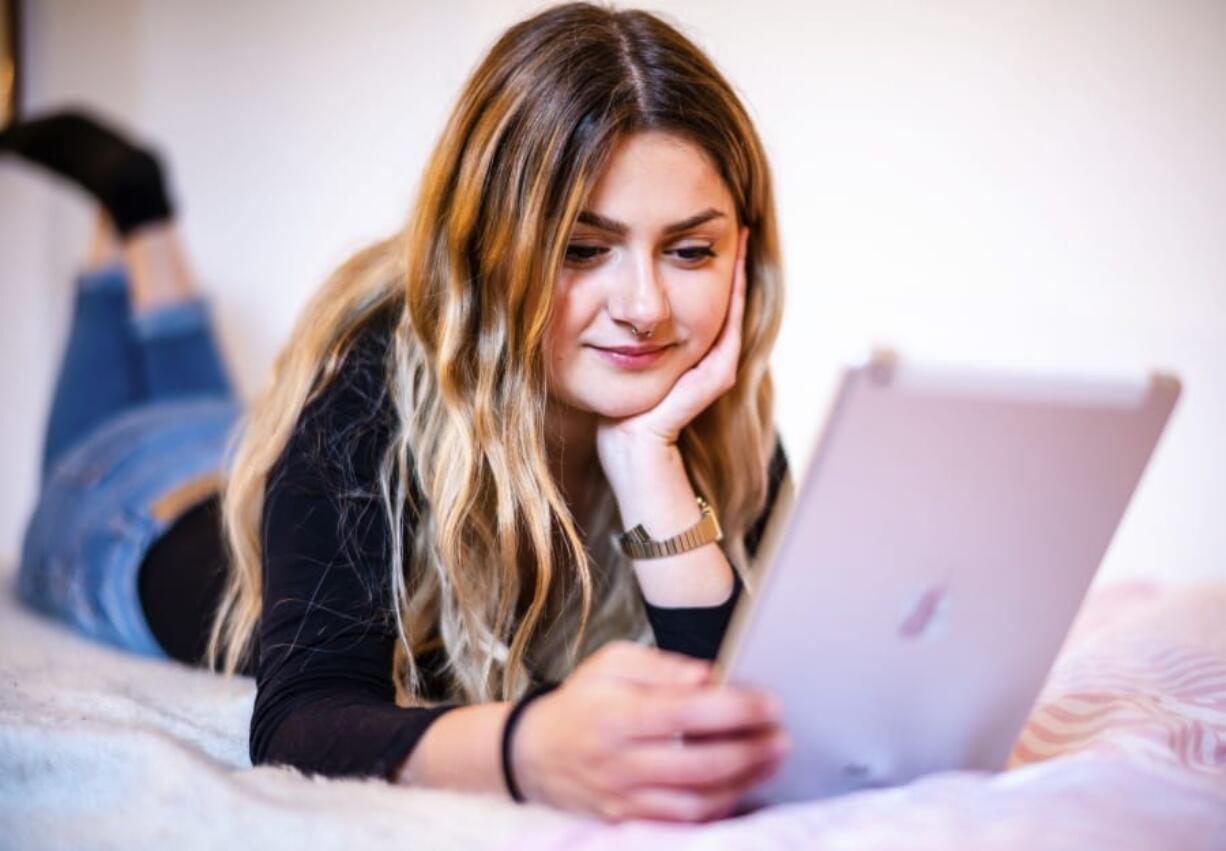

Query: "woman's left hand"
<box><xmin>597</xmin><ymin>225</ymin><xmax>749</xmax><ymax>463</ymax></box>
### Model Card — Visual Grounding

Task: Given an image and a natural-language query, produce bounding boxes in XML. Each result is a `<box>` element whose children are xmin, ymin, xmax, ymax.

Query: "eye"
<box><xmin>564</xmin><ymin>243</ymin><xmax>608</xmax><ymax>265</ymax></box>
<box><xmin>669</xmin><ymin>244</ymin><xmax>717</xmax><ymax>264</ymax></box>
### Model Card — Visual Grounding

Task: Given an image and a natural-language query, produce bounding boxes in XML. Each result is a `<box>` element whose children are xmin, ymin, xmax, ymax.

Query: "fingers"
<box><xmin>715</xmin><ymin>226</ymin><xmax>749</xmax><ymax>344</ymax></box>
<box><xmin>602</xmin><ymin>750</ymin><xmax>783</xmax><ymax>823</ymax></box>
<box><xmin>723</xmin><ymin>225</ymin><xmax>749</xmax><ymax>353</ymax></box>
<box><xmin>692</xmin><ymin>225</ymin><xmax>749</xmax><ymax>389</ymax></box>
<box><xmin>729</xmin><ymin>225</ymin><xmax>749</xmax><ymax>331</ymax></box>
<box><xmin>620</xmin><ymin>726</ymin><xmax>790</xmax><ymax>790</ymax></box>
<box><xmin>602</xmin><ymin>785</ymin><xmax>741</xmax><ymax>823</ymax></box>
<box><xmin>581</xmin><ymin>644</ymin><xmax>781</xmax><ymax>739</ymax></box>
<box><xmin>584</xmin><ymin>641</ymin><xmax>713</xmax><ymax>688</ymax></box>
<box><xmin>631</xmin><ymin>686</ymin><xmax>781</xmax><ymax>739</ymax></box>
<box><xmin>554</xmin><ymin>641</ymin><xmax>790</xmax><ymax>824</ymax></box>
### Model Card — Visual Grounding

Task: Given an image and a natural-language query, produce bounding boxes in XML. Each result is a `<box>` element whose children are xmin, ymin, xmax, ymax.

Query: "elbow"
<box><xmin>248</xmin><ymin>689</ymin><xmax>303</xmax><ymax>771</ymax></box>
<box><xmin>248</xmin><ymin>704</ymin><xmax>282</xmax><ymax>769</ymax></box>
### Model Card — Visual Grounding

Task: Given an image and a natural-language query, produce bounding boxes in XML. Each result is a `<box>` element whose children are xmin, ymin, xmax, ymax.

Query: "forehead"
<box><xmin>580</xmin><ymin>130</ymin><xmax>733</xmax><ymax>226</ymax></box>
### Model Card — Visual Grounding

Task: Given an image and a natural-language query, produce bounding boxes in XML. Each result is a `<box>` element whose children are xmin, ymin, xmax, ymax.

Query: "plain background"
<box><xmin>1</xmin><ymin>0</ymin><xmax>1222</xmax><ymax>584</ymax></box>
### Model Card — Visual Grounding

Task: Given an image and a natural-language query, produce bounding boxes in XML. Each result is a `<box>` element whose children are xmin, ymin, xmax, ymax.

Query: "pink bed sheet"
<box><xmin>514</xmin><ymin>581</ymin><xmax>1226</xmax><ymax>850</ymax></box>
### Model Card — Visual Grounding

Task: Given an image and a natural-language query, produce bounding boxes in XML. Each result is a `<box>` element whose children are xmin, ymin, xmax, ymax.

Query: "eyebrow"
<box><xmin>575</xmin><ymin>207</ymin><xmax>727</xmax><ymax>237</ymax></box>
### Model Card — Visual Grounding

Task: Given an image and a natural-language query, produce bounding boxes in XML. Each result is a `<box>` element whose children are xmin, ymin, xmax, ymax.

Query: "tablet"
<box><xmin>716</xmin><ymin>349</ymin><xmax>1181</xmax><ymax>807</ymax></box>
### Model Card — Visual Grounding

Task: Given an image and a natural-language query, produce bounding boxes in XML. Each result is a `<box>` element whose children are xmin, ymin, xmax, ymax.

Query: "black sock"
<box><xmin>0</xmin><ymin>109</ymin><xmax>174</xmax><ymax>236</ymax></box>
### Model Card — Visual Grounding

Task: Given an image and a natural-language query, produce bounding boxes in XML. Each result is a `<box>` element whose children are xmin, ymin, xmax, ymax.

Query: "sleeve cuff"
<box><xmin>641</xmin><ymin>569</ymin><xmax>744</xmax><ymax>661</ymax></box>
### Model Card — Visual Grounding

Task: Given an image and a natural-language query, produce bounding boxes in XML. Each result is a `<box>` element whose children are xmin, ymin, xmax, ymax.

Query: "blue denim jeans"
<box><xmin>17</xmin><ymin>262</ymin><xmax>241</xmax><ymax>658</ymax></box>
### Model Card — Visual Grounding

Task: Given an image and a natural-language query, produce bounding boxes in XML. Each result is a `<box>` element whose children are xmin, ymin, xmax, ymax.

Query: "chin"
<box><xmin>568</xmin><ymin>376</ymin><xmax>673</xmax><ymax>420</ymax></box>
<box><xmin>591</xmin><ymin>395</ymin><xmax>663</xmax><ymax>420</ymax></box>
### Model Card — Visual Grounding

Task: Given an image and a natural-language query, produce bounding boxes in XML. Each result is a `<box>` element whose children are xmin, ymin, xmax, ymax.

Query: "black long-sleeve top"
<box><xmin>248</xmin><ymin>312</ymin><xmax>789</xmax><ymax>782</ymax></box>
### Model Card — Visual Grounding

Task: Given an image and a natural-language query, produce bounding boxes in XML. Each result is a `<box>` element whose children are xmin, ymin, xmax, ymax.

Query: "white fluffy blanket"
<box><xmin>2</xmin><ymin>561</ymin><xmax>1224</xmax><ymax>850</ymax></box>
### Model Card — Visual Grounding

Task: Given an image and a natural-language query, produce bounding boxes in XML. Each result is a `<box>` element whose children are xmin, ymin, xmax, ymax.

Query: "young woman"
<box><xmin>12</xmin><ymin>2</ymin><xmax>792</xmax><ymax>823</ymax></box>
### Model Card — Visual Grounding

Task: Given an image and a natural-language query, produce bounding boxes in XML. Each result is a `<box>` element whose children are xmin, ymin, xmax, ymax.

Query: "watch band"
<box><xmin>614</xmin><ymin>496</ymin><xmax>724</xmax><ymax>560</ymax></box>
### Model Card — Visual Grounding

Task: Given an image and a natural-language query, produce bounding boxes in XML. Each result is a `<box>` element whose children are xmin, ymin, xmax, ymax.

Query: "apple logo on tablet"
<box><xmin>898</xmin><ymin>585</ymin><xmax>949</xmax><ymax>639</ymax></box>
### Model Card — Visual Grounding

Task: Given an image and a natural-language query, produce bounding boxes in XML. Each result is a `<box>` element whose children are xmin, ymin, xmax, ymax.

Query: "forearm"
<box><xmin>394</xmin><ymin>700</ymin><xmax>514</xmax><ymax>794</ymax></box>
<box><xmin>603</xmin><ymin>441</ymin><xmax>735</xmax><ymax>608</ymax></box>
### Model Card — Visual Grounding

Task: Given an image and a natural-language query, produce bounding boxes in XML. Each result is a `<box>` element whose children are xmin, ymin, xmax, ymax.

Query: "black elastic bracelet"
<box><xmin>501</xmin><ymin>681</ymin><xmax>560</xmax><ymax>803</ymax></box>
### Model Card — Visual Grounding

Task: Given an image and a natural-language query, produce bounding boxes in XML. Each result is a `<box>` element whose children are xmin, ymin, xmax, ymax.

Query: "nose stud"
<box><xmin>629</xmin><ymin>323</ymin><xmax>653</xmax><ymax>340</ymax></box>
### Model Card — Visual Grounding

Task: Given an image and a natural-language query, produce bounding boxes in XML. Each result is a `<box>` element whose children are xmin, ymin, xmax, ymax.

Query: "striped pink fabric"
<box><xmin>1010</xmin><ymin>581</ymin><xmax>1226</xmax><ymax>777</ymax></box>
<box><xmin>516</xmin><ymin>581</ymin><xmax>1226</xmax><ymax>851</ymax></box>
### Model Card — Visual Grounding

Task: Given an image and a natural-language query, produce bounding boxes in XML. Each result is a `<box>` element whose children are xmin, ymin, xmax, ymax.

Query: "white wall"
<box><xmin>2</xmin><ymin>0</ymin><xmax>1223</xmax><ymax>583</ymax></box>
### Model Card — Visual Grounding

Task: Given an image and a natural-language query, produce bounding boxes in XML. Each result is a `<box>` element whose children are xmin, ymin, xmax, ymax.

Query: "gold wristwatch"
<box><xmin>614</xmin><ymin>496</ymin><xmax>724</xmax><ymax>560</ymax></box>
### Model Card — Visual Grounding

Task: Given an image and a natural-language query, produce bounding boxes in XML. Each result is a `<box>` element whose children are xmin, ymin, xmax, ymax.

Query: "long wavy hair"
<box><xmin>207</xmin><ymin>2</ymin><xmax>784</xmax><ymax>705</ymax></box>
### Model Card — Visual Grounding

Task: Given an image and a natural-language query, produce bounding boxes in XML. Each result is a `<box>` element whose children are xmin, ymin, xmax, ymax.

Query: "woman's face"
<box><xmin>543</xmin><ymin>130</ymin><xmax>740</xmax><ymax>422</ymax></box>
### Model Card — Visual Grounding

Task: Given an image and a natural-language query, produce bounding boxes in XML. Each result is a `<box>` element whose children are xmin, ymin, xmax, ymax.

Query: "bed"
<box><xmin>2</xmin><ymin>560</ymin><xmax>1224</xmax><ymax>850</ymax></box>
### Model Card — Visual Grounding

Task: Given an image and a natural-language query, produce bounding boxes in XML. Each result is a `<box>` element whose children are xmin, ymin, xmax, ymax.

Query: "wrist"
<box><xmin>597</xmin><ymin>430</ymin><xmax>678</xmax><ymax>487</ymax></box>
<box><xmin>598</xmin><ymin>431</ymin><xmax>682</xmax><ymax>497</ymax></box>
<box><xmin>602</xmin><ymin>443</ymin><xmax>703</xmax><ymax>538</ymax></box>
<box><xmin>617</xmin><ymin>495</ymin><xmax>722</xmax><ymax>561</ymax></box>
<box><xmin>504</xmin><ymin>684</ymin><xmax>558</xmax><ymax>804</ymax></box>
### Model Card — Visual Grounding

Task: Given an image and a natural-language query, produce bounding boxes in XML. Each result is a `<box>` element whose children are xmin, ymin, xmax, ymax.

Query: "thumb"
<box><xmin>592</xmin><ymin>641</ymin><xmax>713</xmax><ymax>688</ymax></box>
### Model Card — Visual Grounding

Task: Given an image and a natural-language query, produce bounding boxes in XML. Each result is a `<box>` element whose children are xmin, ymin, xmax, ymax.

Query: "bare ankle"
<box><xmin>123</xmin><ymin>220</ymin><xmax>199</xmax><ymax>313</ymax></box>
<box><xmin>84</xmin><ymin>209</ymin><xmax>122</xmax><ymax>273</ymax></box>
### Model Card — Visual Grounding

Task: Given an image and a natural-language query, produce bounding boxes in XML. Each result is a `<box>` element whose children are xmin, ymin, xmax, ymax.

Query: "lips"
<box><xmin>587</xmin><ymin>342</ymin><xmax>675</xmax><ymax>370</ymax></box>
<box><xmin>595</xmin><ymin>344</ymin><xmax>671</xmax><ymax>356</ymax></box>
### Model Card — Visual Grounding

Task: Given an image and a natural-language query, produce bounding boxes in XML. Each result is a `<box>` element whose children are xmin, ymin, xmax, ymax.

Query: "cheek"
<box><xmin>542</xmin><ymin>273</ymin><xmax>594</xmax><ymax>388</ymax></box>
<box><xmin>673</xmin><ymin>280</ymin><xmax>732</xmax><ymax>351</ymax></box>
<box><xmin>542</xmin><ymin>324</ymin><xmax>570</xmax><ymax>400</ymax></box>
<box><xmin>545</xmin><ymin>270</ymin><xmax>579</xmax><ymax>337</ymax></box>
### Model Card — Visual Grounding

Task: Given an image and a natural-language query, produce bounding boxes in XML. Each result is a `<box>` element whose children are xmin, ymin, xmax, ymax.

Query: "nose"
<box><xmin>607</xmin><ymin>250</ymin><xmax>670</xmax><ymax>337</ymax></box>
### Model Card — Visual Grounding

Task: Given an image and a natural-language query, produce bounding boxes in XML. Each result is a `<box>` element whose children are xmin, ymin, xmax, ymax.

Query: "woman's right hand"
<box><xmin>511</xmin><ymin>640</ymin><xmax>791</xmax><ymax>822</ymax></box>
